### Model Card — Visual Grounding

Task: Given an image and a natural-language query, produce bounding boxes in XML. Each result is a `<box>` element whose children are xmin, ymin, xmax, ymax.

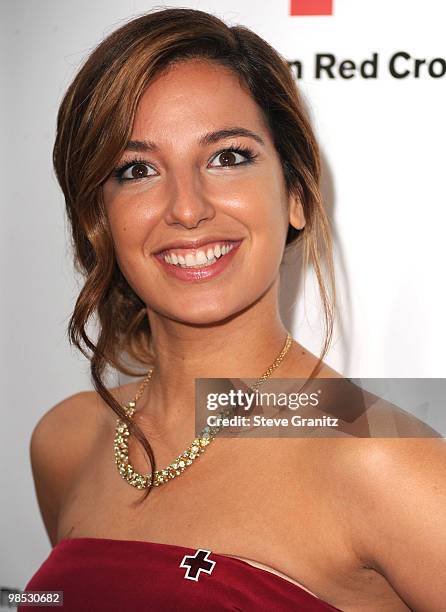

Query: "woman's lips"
<box><xmin>153</xmin><ymin>240</ymin><xmax>243</xmax><ymax>282</ymax></box>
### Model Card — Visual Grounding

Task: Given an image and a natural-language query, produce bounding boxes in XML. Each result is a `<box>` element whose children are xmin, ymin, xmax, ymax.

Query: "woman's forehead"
<box><xmin>131</xmin><ymin>60</ymin><xmax>268</xmax><ymax>143</ymax></box>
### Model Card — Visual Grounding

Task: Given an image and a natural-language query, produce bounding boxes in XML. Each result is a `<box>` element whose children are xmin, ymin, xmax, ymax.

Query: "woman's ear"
<box><xmin>288</xmin><ymin>192</ymin><xmax>306</xmax><ymax>230</ymax></box>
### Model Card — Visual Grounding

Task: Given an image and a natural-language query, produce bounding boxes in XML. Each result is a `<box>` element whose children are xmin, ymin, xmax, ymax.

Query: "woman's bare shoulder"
<box><xmin>291</xmin><ymin>346</ymin><xmax>442</xmax><ymax>438</ymax></box>
<box><xmin>31</xmin><ymin>380</ymin><xmax>143</xmax><ymax>446</ymax></box>
<box><xmin>29</xmin><ymin>381</ymin><xmax>142</xmax><ymax>544</ymax></box>
<box><xmin>29</xmin><ymin>390</ymin><xmax>99</xmax><ymax>545</ymax></box>
<box><xmin>331</xmin><ymin>435</ymin><xmax>446</xmax><ymax>606</ymax></box>
<box><xmin>30</xmin><ymin>390</ymin><xmax>102</xmax><ymax>471</ymax></box>
<box><xmin>29</xmin><ymin>388</ymin><xmax>114</xmax><ymax>489</ymax></box>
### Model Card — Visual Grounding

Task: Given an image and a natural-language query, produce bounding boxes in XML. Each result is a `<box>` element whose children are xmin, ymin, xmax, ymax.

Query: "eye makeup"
<box><xmin>111</xmin><ymin>143</ymin><xmax>259</xmax><ymax>183</ymax></box>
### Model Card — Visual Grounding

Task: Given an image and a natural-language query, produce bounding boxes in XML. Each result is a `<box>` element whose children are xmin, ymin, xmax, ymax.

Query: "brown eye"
<box><xmin>209</xmin><ymin>148</ymin><xmax>255</xmax><ymax>169</ymax></box>
<box><xmin>217</xmin><ymin>151</ymin><xmax>237</xmax><ymax>166</ymax></box>
<box><xmin>116</xmin><ymin>162</ymin><xmax>155</xmax><ymax>182</ymax></box>
<box><xmin>131</xmin><ymin>164</ymin><xmax>149</xmax><ymax>178</ymax></box>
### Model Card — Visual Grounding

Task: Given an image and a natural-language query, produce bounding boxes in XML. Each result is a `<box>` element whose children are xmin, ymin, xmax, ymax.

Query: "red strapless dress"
<box><xmin>20</xmin><ymin>537</ymin><xmax>342</xmax><ymax>611</ymax></box>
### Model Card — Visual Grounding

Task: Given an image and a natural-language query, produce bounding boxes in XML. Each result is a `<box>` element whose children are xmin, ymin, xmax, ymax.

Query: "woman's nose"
<box><xmin>163</xmin><ymin>169</ymin><xmax>216</xmax><ymax>229</ymax></box>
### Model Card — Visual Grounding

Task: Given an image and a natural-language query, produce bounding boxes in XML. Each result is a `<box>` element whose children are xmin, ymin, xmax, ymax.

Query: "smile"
<box><xmin>163</xmin><ymin>241</ymin><xmax>234</xmax><ymax>268</ymax></box>
<box><xmin>153</xmin><ymin>239</ymin><xmax>243</xmax><ymax>282</ymax></box>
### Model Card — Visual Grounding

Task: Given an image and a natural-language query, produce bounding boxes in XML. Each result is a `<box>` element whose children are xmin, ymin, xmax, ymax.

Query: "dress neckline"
<box><xmin>56</xmin><ymin>535</ymin><xmax>326</xmax><ymax>603</ymax></box>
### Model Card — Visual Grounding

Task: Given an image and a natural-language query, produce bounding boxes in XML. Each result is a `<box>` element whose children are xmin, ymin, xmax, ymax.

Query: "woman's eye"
<box><xmin>114</xmin><ymin>147</ymin><xmax>256</xmax><ymax>183</ymax></box>
<box><xmin>209</xmin><ymin>149</ymin><xmax>253</xmax><ymax>168</ymax></box>
<box><xmin>118</xmin><ymin>162</ymin><xmax>155</xmax><ymax>181</ymax></box>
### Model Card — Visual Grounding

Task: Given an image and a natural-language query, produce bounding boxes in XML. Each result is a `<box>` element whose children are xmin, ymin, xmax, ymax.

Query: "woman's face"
<box><xmin>103</xmin><ymin>59</ymin><xmax>305</xmax><ymax>325</ymax></box>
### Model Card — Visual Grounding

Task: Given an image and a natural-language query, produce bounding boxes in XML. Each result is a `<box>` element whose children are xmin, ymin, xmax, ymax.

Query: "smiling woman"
<box><xmin>21</xmin><ymin>6</ymin><xmax>446</xmax><ymax>612</ymax></box>
<box><xmin>101</xmin><ymin>58</ymin><xmax>310</xmax><ymax>324</ymax></box>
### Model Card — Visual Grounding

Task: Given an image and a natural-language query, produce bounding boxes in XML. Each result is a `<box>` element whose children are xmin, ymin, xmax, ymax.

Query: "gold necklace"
<box><xmin>114</xmin><ymin>333</ymin><xmax>293</xmax><ymax>489</ymax></box>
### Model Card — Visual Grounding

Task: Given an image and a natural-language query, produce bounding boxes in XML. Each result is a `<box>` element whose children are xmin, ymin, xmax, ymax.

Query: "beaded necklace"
<box><xmin>114</xmin><ymin>333</ymin><xmax>293</xmax><ymax>489</ymax></box>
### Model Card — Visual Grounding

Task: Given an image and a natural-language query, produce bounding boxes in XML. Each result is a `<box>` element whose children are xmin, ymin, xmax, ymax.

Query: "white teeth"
<box><xmin>195</xmin><ymin>250</ymin><xmax>208</xmax><ymax>265</ymax></box>
<box><xmin>185</xmin><ymin>253</ymin><xmax>195</xmax><ymax>267</ymax></box>
<box><xmin>163</xmin><ymin>242</ymin><xmax>235</xmax><ymax>268</ymax></box>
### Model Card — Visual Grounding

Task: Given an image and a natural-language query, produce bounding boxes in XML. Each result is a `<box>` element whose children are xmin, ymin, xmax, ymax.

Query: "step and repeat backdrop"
<box><xmin>2</xmin><ymin>0</ymin><xmax>445</xmax><ymax>602</ymax></box>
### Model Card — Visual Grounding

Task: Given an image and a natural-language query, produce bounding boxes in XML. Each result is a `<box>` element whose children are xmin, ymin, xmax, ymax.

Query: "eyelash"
<box><xmin>112</xmin><ymin>144</ymin><xmax>258</xmax><ymax>183</ymax></box>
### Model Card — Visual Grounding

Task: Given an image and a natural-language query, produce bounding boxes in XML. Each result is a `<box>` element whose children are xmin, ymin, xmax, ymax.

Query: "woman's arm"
<box><xmin>343</xmin><ymin>437</ymin><xmax>446</xmax><ymax>611</ymax></box>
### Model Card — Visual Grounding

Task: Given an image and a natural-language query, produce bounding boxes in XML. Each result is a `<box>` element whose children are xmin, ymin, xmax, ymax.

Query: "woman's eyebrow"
<box><xmin>199</xmin><ymin>127</ymin><xmax>265</xmax><ymax>146</ymax></box>
<box><xmin>124</xmin><ymin>127</ymin><xmax>265</xmax><ymax>152</ymax></box>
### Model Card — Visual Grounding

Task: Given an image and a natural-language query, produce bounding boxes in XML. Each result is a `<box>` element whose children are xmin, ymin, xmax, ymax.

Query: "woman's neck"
<box><xmin>139</xmin><ymin>311</ymin><xmax>300</xmax><ymax>427</ymax></box>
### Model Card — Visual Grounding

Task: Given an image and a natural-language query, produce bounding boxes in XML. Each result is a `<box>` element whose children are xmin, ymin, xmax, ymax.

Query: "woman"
<box><xmin>22</xmin><ymin>8</ymin><xmax>446</xmax><ymax>611</ymax></box>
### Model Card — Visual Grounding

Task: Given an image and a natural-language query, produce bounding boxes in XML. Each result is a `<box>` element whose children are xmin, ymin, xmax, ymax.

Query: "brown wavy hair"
<box><xmin>53</xmin><ymin>7</ymin><xmax>336</xmax><ymax>504</ymax></box>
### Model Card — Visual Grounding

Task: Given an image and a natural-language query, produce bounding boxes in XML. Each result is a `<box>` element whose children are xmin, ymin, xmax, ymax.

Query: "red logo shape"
<box><xmin>290</xmin><ymin>0</ymin><xmax>333</xmax><ymax>16</ymax></box>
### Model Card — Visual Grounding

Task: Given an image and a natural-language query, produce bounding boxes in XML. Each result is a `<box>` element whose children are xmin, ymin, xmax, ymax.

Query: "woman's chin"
<box><xmin>160</xmin><ymin>300</ymin><xmax>249</xmax><ymax>327</ymax></box>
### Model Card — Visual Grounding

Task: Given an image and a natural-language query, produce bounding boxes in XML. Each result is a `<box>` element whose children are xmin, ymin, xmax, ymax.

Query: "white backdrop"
<box><xmin>2</xmin><ymin>0</ymin><xmax>445</xmax><ymax>599</ymax></box>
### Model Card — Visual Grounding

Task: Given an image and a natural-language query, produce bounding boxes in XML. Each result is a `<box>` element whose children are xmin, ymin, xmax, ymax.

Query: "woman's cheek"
<box><xmin>106</xmin><ymin>198</ymin><xmax>160</xmax><ymax>253</ymax></box>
